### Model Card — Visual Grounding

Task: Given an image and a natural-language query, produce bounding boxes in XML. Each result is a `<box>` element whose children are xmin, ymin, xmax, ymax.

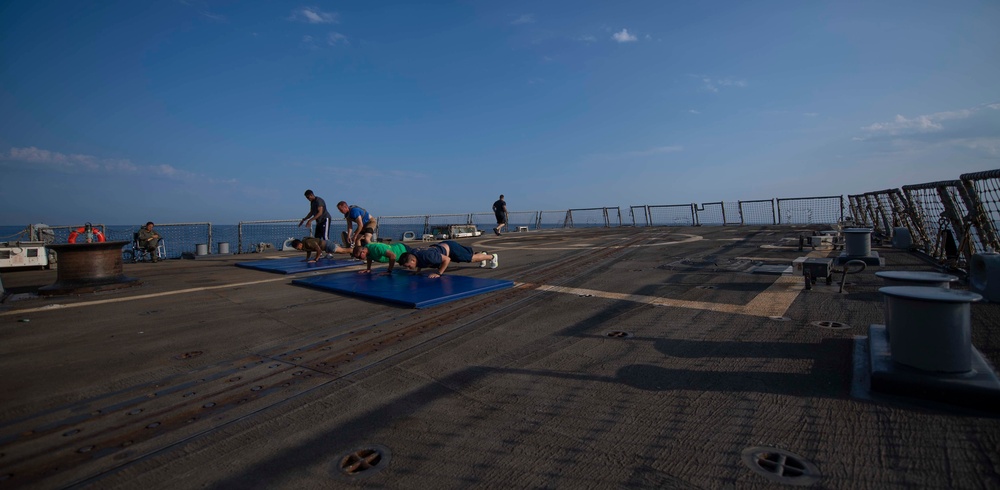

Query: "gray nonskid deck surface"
<box><xmin>1</xmin><ymin>227</ymin><xmax>998</xmax><ymax>488</ymax></box>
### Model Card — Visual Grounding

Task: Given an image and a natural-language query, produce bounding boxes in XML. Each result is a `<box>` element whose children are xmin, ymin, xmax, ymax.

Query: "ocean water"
<box><xmin>0</xmin><ymin>216</ymin><xmax>586</xmax><ymax>260</ymax></box>
<box><xmin>0</xmin><ymin>224</ymin><xmax>241</xmax><ymax>259</ymax></box>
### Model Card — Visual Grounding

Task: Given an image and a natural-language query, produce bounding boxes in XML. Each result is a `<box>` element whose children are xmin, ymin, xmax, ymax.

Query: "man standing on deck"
<box><xmin>492</xmin><ymin>194</ymin><xmax>508</xmax><ymax>236</ymax></box>
<box><xmin>337</xmin><ymin>201</ymin><xmax>377</xmax><ymax>248</ymax></box>
<box><xmin>299</xmin><ymin>190</ymin><xmax>331</xmax><ymax>241</ymax></box>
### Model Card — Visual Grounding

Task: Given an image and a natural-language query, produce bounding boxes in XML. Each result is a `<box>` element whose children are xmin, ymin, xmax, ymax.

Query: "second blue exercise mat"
<box><xmin>292</xmin><ymin>271</ymin><xmax>514</xmax><ymax>308</ymax></box>
<box><xmin>235</xmin><ymin>257</ymin><xmax>359</xmax><ymax>274</ymax></box>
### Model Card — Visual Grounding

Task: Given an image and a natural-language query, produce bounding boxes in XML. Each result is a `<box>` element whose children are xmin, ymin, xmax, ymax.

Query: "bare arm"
<box><xmin>382</xmin><ymin>250</ymin><xmax>397</xmax><ymax>275</ymax></box>
<box><xmin>306</xmin><ymin>242</ymin><xmax>323</xmax><ymax>262</ymax></box>
<box><xmin>348</xmin><ymin>217</ymin><xmax>364</xmax><ymax>245</ymax></box>
<box><xmin>428</xmin><ymin>255</ymin><xmax>450</xmax><ymax>278</ymax></box>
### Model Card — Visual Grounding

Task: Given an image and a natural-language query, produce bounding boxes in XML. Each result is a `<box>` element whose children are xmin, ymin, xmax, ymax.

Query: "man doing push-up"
<box><xmin>397</xmin><ymin>240</ymin><xmax>497</xmax><ymax>278</ymax></box>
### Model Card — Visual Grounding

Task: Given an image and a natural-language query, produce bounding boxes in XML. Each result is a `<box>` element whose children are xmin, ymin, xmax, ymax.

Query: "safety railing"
<box><xmin>565</xmin><ymin>207</ymin><xmax>622</xmax><ymax>228</ymax></box>
<box><xmin>237</xmin><ymin>219</ymin><xmax>300</xmax><ymax>254</ymax></box>
<box><xmin>26</xmin><ymin>222</ymin><xmax>213</xmax><ymax>259</ymax></box>
<box><xmin>738</xmin><ymin>199</ymin><xmax>776</xmax><ymax>225</ymax></box>
<box><xmin>776</xmin><ymin>195</ymin><xmax>844</xmax><ymax>225</ymax></box>
<box><xmin>21</xmin><ymin>167</ymin><xmax>998</xmax><ymax>268</ymax></box>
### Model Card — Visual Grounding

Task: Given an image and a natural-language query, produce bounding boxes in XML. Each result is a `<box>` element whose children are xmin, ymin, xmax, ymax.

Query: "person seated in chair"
<box><xmin>137</xmin><ymin>221</ymin><xmax>162</xmax><ymax>262</ymax></box>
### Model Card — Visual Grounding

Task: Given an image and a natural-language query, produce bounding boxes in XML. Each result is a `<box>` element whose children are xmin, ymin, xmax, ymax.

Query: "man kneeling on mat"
<box><xmin>398</xmin><ymin>240</ymin><xmax>498</xmax><ymax>279</ymax></box>
<box><xmin>353</xmin><ymin>241</ymin><xmax>412</xmax><ymax>275</ymax></box>
<box><xmin>290</xmin><ymin>237</ymin><xmax>353</xmax><ymax>263</ymax></box>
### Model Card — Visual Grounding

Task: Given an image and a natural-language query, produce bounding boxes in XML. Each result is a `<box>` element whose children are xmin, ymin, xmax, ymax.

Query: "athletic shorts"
<box><xmin>495</xmin><ymin>212</ymin><xmax>505</xmax><ymax>224</ymax></box>
<box><xmin>362</xmin><ymin>218</ymin><xmax>377</xmax><ymax>235</ymax></box>
<box><xmin>439</xmin><ymin>240</ymin><xmax>474</xmax><ymax>262</ymax></box>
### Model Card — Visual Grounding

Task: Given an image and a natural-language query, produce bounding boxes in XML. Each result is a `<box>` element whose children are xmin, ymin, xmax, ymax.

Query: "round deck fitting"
<box><xmin>331</xmin><ymin>445</ymin><xmax>391</xmax><ymax>480</ymax></box>
<box><xmin>811</xmin><ymin>320</ymin><xmax>850</xmax><ymax>330</ymax></box>
<box><xmin>842</xmin><ymin>228</ymin><xmax>873</xmax><ymax>257</ymax></box>
<box><xmin>875</xmin><ymin>271</ymin><xmax>958</xmax><ymax>289</ymax></box>
<box><xmin>880</xmin><ymin>286</ymin><xmax>982</xmax><ymax>373</ymax></box>
<box><xmin>741</xmin><ymin>447</ymin><xmax>820</xmax><ymax>486</ymax></box>
<box><xmin>39</xmin><ymin>241</ymin><xmax>139</xmax><ymax>295</ymax></box>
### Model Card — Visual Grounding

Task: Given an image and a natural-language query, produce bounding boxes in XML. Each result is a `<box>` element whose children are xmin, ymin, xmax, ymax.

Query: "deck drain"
<box><xmin>811</xmin><ymin>320</ymin><xmax>850</xmax><ymax>330</ymax></box>
<box><xmin>331</xmin><ymin>445</ymin><xmax>391</xmax><ymax>480</ymax></box>
<box><xmin>606</xmin><ymin>331</ymin><xmax>632</xmax><ymax>338</ymax></box>
<box><xmin>173</xmin><ymin>351</ymin><xmax>203</xmax><ymax>360</ymax></box>
<box><xmin>697</xmin><ymin>285</ymin><xmax>718</xmax><ymax>290</ymax></box>
<box><xmin>741</xmin><ymin>447</ymin><xmax>820</xmax><ymax>486</ymax></box>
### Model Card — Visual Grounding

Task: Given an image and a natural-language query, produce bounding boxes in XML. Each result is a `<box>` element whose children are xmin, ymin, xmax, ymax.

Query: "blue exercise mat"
<box><xmin>291</xmin><ymin>270</ymin><xmax>514</xmax><ymax>308</ymax></box>
<box><xmin>235</xmin><ymin>257</ymin><xmax>360</xmax><ymax>274</ymax></box>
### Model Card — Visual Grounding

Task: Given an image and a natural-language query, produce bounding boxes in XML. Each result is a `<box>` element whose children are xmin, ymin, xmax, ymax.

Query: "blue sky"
<box><xmin>1</xmin><ymin>0</ymin><xmax>998</xmax><ymax>225</ymax></box>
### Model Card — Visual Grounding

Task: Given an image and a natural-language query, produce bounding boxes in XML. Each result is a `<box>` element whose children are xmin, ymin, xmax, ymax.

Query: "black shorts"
<box><xmin>495</xmin><ymin>212</ymin><xmax>506</xmax><ymax>224</ymax></box>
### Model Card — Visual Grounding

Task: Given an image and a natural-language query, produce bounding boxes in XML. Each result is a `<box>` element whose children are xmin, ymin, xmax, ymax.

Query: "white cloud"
<box><xmin>576</xmin><ymin>35</ymin><xmax>597</xmax><ymax>43</ymax></box>
<box><xmin>864</xmin><ymin>114</ymin><xmax>941</xmax><ymax>134</ymax></box>
<box><xmin>612</xmin><ymin>29</ymin><xmax>637</xmax><ymax>43</ymax></box>
<box><xmin>3</xmin><ymin>146</ymin><xmax>224</xmax><ymax>181</ymax></box>
<box><xmin>696</xmin><ymin>76</ymin><xmax>747</xmax><ymax>93</ymax></box>
<box><xmin>8</xmin><ymin>146</ymin><xmax>103</xmax><ymax>170</ymax></box>
<box><xmin>856</xmin><ymin>103</ymin><xmax>1000</xmax><ymax>158</ymax></box>
<box><xmin>328</xmin><ymin>32</ymin><xmax>348</xmax><ymax>45</ymax></box>
<box><xmin>954</xmin><ymin>138</ymin><xmax>1000</xmax><ymax>156</ymax></box>
<box><xmin>511</xmin><ymin>14</ymin><xmax>535</xmax><ymax>25</ymax></box>
<box><xmin>689</xmin><ymin>109</ymin><xmax>700</xmax><ymax>114</ymax></box>
<box><xmin>861</xmin><ymin>104</ymin><xmax>998</xmax><ymax>136</ymax></box>
<box><xmin>289</xmin><ymin>7</ymin><xmax>337</xmax><ymax>24</ymax></box>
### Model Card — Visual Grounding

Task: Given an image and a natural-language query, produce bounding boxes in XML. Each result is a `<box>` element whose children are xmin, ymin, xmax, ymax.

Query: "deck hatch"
<box><xmin>741</xmin><ymin>447</ymin><xmax>820</xmax><ymax>485</ymax></box>
<box><xmin>333</xmin><ymin>445</ymin><xmax>391</xmax><ymax>479</ymax></box>
<box><xmin>811</xmin><ymin>320</ymin><xmax>850</xmax><ymax>330</ymax></box>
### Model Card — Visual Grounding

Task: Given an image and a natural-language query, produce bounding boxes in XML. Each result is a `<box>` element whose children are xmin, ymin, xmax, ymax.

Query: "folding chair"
<box><xmin>130</xmin><ymin>232</ymin><xmax>166</xmax><ymax>262</ymax></box>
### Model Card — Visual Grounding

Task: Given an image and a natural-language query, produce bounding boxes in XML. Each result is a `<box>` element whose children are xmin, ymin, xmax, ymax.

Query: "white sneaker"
<box><xmin>490</xmin><ymin>253</ymin><xmax>499</xmax><ymax>269</ymax></box>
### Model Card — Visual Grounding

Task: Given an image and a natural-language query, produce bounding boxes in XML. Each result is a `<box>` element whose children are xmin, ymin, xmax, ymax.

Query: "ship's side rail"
<box><xmin>25</xmin><ymin>167</ymin><xmax>983</xmax><ymax>266</ymax></box>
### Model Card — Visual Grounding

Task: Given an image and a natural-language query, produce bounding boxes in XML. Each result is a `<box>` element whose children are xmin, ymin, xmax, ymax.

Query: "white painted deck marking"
<box><xmin>534</xmin><ymin>274</ymin><xmax>804</xmax><ymax>317</ymax></box>
<box><xmin>4</xmin><ymin>244</ymin><xmax>826</xmax><ymax>320</ymax></box>
<box><xmin>531</xmin><ymin>248</ymin><xmax>829</xmax><ymax>318</ymax></box>
<box><xmin>1</xmin><ymin>276</ymin><xmax>297</xmax><ymax>317</ymax></box>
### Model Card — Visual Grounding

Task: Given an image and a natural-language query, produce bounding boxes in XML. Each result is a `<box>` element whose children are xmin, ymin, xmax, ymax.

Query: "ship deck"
<box><xmin>1</xmin><ymin>226</ymin><xmax>998</xmax><ymax>489</ymax></box>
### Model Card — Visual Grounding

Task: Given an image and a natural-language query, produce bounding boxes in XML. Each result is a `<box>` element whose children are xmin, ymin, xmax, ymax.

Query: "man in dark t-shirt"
<box><xmin>397</xmin><ymin>240</ymin><xmax>497</xmax><ymax>278</ymax></box>
<box><xmin>299</xmin><ymin>190</ymin><xmax>332</xmax><ymax>240</ymax></box>
<box><xmin>492</xmin><ymin>194</ymin><xmax>507</xmax><ymax>236</ymax></box>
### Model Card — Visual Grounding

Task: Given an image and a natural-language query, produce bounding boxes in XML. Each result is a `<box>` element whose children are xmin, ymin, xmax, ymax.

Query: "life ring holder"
<box><xmin>68</xmin><ymin>224</ymin><xmax>106</xmax><ymax>243</ymax></box>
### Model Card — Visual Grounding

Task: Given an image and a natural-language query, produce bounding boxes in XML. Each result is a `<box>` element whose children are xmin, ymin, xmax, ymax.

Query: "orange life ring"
<box><xmin>68</xmin><ymin>227</ymin><xmax>106</xmax><ymax>243</ymax></box>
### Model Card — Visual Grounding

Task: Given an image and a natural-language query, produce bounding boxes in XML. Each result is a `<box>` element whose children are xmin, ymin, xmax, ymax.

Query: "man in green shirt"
<box><xmin>353</xmin><ymin>242</ymin><xmax>411</xmax><ymax>275</ymax></box>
